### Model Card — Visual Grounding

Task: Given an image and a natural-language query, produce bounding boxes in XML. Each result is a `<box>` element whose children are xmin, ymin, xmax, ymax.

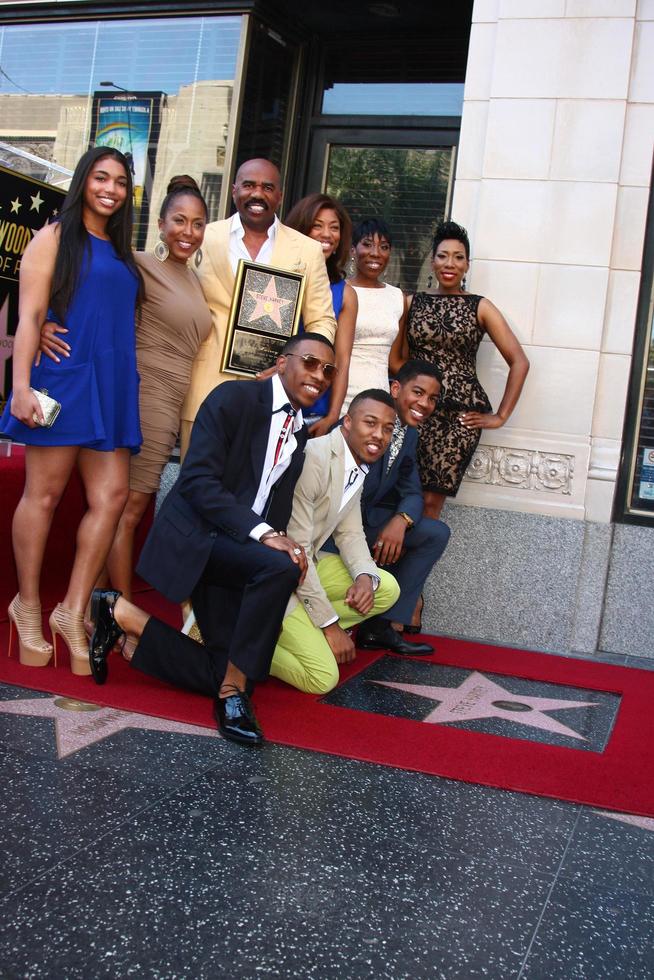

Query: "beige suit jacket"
<box><xmin>181</xmin><ymin>217</ymin><xmax>337</xmax><ymax>423</ymax></box>
<box><xmin>284</xmin><ymin>427</ymin><xmax>379</xmax><ymax>628</ymax></box>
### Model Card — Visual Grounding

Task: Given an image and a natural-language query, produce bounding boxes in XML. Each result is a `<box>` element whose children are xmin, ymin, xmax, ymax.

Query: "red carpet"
<box><xmin>1</xmin><ymin>588</ymin><xmax>653</xmax><ymax>817</ymax></box>
<box><xmin>0</xmin><ymin>448</ymin><xmax>153</xmax><ymax>615</ymax></box>
<box><xmin>2</xmin><ymin>453</ymin><xmax>653</xmax><ymax>815</ymax></box>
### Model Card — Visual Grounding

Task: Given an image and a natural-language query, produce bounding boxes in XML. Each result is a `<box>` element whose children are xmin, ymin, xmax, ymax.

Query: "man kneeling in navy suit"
<box><xmin>88</xmin><ymin>334</ymin><xmax>338</xmax><ymax>746</ymax></box>
<box><xmin>356</xmin><ymin>360</ymin><xmax>450</xmax><ymax>656</ymax></box>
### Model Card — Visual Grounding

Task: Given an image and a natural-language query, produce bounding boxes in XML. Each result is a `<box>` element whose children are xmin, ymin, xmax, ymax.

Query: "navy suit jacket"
<box><xmin>138</xmin><ymin>378</ymin><xmax>308</xmax><ymax>602</ymax></box>
<box><xmin>361</xmin><ymin>425</ymin><xmax>424</xmax><ymax>531</ymax></box>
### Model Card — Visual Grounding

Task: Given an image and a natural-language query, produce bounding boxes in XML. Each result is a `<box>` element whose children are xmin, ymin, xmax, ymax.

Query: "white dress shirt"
<box><xmin>340</xmin><ymin>432</ymin><xmax>369</xmax><ymax>512</ymax></box>
<box><xmin>250</xmin><ymin>373</ymin><xmax>303</xmax><ymax>541</ymax></box>
<box><xmin>229</xmin><ymin>212</ymin><xmax>279</xmax><ymax>274</ymax></box>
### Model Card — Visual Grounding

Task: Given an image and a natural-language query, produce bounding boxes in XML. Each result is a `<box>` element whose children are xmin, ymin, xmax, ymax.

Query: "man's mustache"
<box><xmin>245</xmin><ymin>198</ymin><xmax>268</xmax><ymax>209</ymax></box>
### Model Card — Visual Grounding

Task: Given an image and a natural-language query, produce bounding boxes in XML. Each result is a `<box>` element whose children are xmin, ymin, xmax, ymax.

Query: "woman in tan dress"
<box><xmin>41</xmin><ymin>176</ymin><xmax>211</xmax><ymax>599</ymax></box>
<box><xmin>109</xmin><ymin>176</ymin><xmax>211</xmax><ymax>596</ymax></box>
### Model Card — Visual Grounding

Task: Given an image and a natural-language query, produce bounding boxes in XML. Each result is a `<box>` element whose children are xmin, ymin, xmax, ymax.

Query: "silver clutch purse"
<box><xmin>31</xmin><ymin>387</ymin><xmax>61</xmax><ymax>427</ymax></box>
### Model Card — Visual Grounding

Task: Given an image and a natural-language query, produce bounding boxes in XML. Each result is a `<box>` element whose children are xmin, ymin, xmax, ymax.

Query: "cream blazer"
<box><xmin>284</xmin><ymin>427</ymin><xmax>379</xmax><ymax>628</ymax></box>
<box><xmin>181</xmin><ymin>218</ymin><xmax>337</xmax><ymax>423</ymax></box>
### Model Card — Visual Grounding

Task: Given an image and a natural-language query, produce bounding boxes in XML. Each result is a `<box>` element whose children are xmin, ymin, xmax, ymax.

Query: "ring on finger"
<box><xmin>376</xmin><ymin>540</ymin><xmax>383</xmax><ymax>547</ymax></box>
<box><xmin>293</xmin><ymin>547</ymin><xmax>302</xmax><ymax>556</ymax></box>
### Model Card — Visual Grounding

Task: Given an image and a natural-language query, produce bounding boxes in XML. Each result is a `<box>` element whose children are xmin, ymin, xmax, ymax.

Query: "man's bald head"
<box><xmin>234</xmin><ymin>158</ymin><xmax>281</xmax><ymax>186</ymax></box>
<box><xmin>232</xmin><ymin>159</ymin><xmax>282</xmax><ymax>231</ymax></box>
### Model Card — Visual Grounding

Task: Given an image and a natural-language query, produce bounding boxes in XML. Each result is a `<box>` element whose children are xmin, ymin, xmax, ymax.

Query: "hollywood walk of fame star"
<box><xmin>0</xmin><ymin>295</ymin><xmax>14</xmax><ymax>367</ymax></box>
<box><xmin>371</xmin><ymin>670</ymin><xmax>600</xmax><ymax>740</ymax></box>
<box><xmin>0</xmin><ymin>696</ymin><xmax>219</xmax><ymax>759</ymax></box>
<box><xmin>247</xmin><ymin>275</ymin><xmax>293</xmax><ymax>329</ymax></box>
<box><xmin>29</xmin><ymin>191</ymin><xmax>44</xmax><ymax>212</ymax></box>
<box><xmin>597</xmin><ymin>811</ymin><xmax>654</xmax><ymax>833</ymax></box>
<box><xmin>10</xmin><ymin>197</ymin><xmax>22</xmax><ymax>214</ymax></box>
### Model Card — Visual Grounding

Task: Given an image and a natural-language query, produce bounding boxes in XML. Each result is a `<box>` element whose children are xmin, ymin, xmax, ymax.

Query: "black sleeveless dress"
<box><xmin>406</xmin><ymin>292</ymin><xmax>492</xmax><ymax>495</ymax></box>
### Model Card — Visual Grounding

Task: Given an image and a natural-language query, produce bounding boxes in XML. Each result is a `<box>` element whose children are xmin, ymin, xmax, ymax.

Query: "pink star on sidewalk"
<box><xmin>596</xmin><ymin>811</ymin><xmax>654</xmax><ymax>832</ymax></box>
<box><xmin>0</xmin><ymin>696</ymin><xmax>218</xmax><ymax>759</ymax></box>
<box><xmin>372</xmin><ymin>671</ymin><xmax>599</xmax><ymax>740</ymax></box>
<box><xmin>247</xmin><ymin>275</ymin><xmax>293</xmax><ymax>330</ymax></box>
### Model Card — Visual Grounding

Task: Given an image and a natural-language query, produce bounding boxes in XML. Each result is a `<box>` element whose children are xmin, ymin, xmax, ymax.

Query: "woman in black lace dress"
<box><xmin>400</xmin><ymin>221</ymin><xmax>529</xmax><ymax>520</ymax></box>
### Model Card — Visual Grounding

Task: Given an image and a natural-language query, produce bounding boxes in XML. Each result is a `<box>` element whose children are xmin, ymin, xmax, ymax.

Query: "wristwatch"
<box><xmin>260</xmin><ymin>529</ymin><xmax>286</xmax><ymax>541</ymax></box>
<box><xmin>397</xmin><ymin>511</ymin><xmax>414</xmax><ymax>529</ymax></box>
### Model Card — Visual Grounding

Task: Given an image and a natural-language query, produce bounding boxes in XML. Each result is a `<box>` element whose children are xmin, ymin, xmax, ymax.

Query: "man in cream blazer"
<box><xmin>180</xmin><ymin>158</ymin><xmax>337</xmax><ymax>455</ymax></box>
<box><xmin>270</xmin><ymin>390</ymin><xmax>401</xmax><ymax>695</ymax></box>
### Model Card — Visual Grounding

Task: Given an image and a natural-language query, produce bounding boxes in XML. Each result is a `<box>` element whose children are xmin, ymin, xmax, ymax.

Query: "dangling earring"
<box><xmin>194</xmin><ymin>248</ymin><xmax>203</xmax><ymax>269</ymax></box>
<box><xmin>154</xmin><ymin>237</ymin><xmax>169</xmax><ymax>262</ymax></box>
<box><xmin>427</xmin><ymin>274</ymin><xmax>433</xmax><ymax>289</ymax></box>
<box><xmin>461</xmin><ymin>275</ymin><xmax>467</xmax><ymax>291</ymax></box>
<box><xmin>348</xmin><ymin>254</ymin><xmax>356</xmax><ymax>277</ymax></box>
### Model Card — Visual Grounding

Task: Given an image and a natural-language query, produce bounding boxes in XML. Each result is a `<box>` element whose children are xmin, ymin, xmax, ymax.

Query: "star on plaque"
<box><xmin>247</xmin><ymin>275</ymin><xmax>293</xmax><ymax>329</ymax></box>
<box><xmin>371</xmin><ymin>670</ymin><xmax>599</xmax><ymax>741</ymax></box>
<box><xmin>10</xmin><ymin>197</ymin><xmax>22</xmax><ymax>214</ymax></box>
<box><xmin>0</xmin><ymin>695</ymin><xmax>219</xmax><ymax>759</ymax></box>
<box><xmin>29</xmin><ymin>191</ymin><xmax>44</xmax><ymax>212</ymax></box>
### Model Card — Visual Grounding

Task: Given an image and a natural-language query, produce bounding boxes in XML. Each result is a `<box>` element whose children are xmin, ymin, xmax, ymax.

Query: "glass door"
<box><xmin>305</xmin><ymin>126</ymin><xmax>457</xmax><ymax>292</ymax></box>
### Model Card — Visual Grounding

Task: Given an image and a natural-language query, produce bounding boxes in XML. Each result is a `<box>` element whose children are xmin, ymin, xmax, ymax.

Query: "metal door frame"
<box><xmin>304</xmin><ymin>117</ymin><xmax>460</xmax><ymax>200</ymax></box>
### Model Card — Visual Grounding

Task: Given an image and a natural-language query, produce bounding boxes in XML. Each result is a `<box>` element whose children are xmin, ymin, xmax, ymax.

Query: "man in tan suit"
<box><xmin>180</xmin><ymin>158</ymin><xmax>337</xmax><ymax>455</ymax></box>
<box><xmin>270</xmin><ymin>389</ymin><xmax>401</xmax><ymax>694</ymax></box>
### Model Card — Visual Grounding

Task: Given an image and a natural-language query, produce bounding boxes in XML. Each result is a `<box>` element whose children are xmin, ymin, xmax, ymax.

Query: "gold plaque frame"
<box><xmin>221</xmin><ymin>260</ymin><xmax>306</xmax><ymax>377</ymax></box>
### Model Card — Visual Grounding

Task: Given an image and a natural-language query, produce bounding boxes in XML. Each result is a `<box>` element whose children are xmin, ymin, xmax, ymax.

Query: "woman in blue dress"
<box><xmin>2</xmin><ymin>146</ymin><xmax>142</xmax><ymax>674</ymax></box>
<box><xmin>285</xmin><ymin>193</ymin><xmax>358</xmax><ymax>436</ymax></box>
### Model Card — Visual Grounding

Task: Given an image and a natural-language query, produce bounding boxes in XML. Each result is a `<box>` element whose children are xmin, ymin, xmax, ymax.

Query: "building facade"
<box><xmin>1</xmin><ymin>0</ymin><xmax>652</xmax><ymax>658</ymax></box>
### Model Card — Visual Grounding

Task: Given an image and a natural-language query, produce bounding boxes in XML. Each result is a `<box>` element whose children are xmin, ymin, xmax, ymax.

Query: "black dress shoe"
<box><xmin>89</xmin><ymin>588</ymin><xmax>124</xmax><ymax>685</ymax></box>
<box><xmin>357</xmin><ymin>620</ymin><xmax>434</xmax><ymax>657</ymax></box>
<box><xmin>214</xmin><ymin>690</ymin><xmax>263</xmax><ymax>746</ymax></box>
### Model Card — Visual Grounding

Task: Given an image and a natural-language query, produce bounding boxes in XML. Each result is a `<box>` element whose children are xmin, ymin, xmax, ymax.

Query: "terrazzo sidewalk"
<box><xmin>1</xmin><ymin>658</ymin><xmax>653</xmax><ymax>979</ymax></box>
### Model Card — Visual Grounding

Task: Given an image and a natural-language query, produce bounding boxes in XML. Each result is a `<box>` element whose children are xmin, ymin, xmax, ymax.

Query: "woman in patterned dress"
<box><xmin>397</xmin><ymin>221</ymin><xmax>529</xmax><ymax>520</ymax></box>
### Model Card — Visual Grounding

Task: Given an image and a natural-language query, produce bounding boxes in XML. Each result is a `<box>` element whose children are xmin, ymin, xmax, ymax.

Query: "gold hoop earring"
<box><xmin>153</xmin><ymin>238</ymin><xmax>169</xmax><ymax>262</ymax></box>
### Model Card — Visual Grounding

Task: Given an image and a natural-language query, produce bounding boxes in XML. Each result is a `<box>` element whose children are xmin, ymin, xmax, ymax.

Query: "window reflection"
<box><xmin>0</xmin><ymin>16</ymin><xmax>242</xmax><ymax>244</ymax></box>
<box><xmin>322</xmin><ymin>83</ymin><xmax>464</xmax><ymax>117</ymax></box>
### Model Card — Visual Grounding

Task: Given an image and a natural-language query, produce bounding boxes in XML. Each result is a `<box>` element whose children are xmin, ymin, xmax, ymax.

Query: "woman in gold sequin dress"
<box><xmin>400</xmin><ymin>221</ymin><xmax>529</xmax><ymax>520</ymax></box>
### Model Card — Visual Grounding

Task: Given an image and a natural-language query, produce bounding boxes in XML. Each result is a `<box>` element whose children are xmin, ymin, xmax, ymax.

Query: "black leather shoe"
<box><xmin>214</xmin><ymin>690</ymin><xmax>263</xmax><ymax>746</ymax></box>
<box><xmin>357</xmin><ymin>620</ymin><xmax>434</xmax><ymax>657</ymax></box>
<box><xmin>89</xmin><ymin>589</ymin><xmax>124</xmax><ymax>685</ymax></box>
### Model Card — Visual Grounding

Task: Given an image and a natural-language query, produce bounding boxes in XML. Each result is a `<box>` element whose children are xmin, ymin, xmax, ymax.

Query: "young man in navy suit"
<box><xmin>89</xmin><ymin>334</ymin><xmax>337</xmax><ymax>746</ymax></box>
<box><xmin>356</xmin><ymin>360</ymin><xmax>450</xmax><ymax>656</ymax></box>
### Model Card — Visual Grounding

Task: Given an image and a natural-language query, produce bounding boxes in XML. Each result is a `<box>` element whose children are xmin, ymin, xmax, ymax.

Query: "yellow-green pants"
<box><xmin>270</xmin><ymin>554</ymin><xmax>400</xmax><ymax>694</ymax></box>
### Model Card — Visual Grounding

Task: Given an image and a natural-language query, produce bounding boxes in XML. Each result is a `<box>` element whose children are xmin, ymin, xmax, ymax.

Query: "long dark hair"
<box><xmin>50</xmin><ymin>146</ymin><xmax>142</xmax><ymax>320</ymax></box>
<box><xmin>285</xmin><ymin>192</ymin><xmax>352</xmax><ymax>284</ymax></box>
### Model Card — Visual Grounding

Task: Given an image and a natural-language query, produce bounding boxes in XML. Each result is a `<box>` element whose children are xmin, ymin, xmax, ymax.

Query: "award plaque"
<box><xmin>221</xmin><ymin>260</ymin><xmax>306</xmax><ymax>377</ymax></box>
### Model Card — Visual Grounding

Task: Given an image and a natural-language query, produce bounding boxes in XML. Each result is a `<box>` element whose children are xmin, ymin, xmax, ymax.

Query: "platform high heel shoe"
<box><xmin>48</xmin><ymin>603</ymin><xmax>92</xmax><ymax>676</ymax></box>
<box><xmin>7</xmin><ymin>594</ymin><xmax>54</xmax><ymax>667</ymax></box>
